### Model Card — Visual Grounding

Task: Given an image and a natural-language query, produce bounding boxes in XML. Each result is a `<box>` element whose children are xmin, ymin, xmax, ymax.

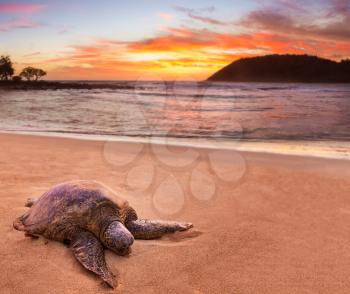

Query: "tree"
<box><xmin>12</xmin><ymin>75</ymin><xmax>22</xmax><ymax>82</ymax></box>
<box><xmin>20</xmin><ymin>67</ymin><xmax>34</xmax><ymax>81</ymax></box>
<box><xmin>0</xmin><ymin>55</ymin><xmax>14</xmax><ymax>81</ymax></box>
<box><xmin>33</xmin><ymin>68</ymin><xmax>47</xmax><ymax>81</ymax></box>
<box><xmin>20</xmin><ymin>66</ymin><xmax>47</xmax><ymax>81</ymax></box>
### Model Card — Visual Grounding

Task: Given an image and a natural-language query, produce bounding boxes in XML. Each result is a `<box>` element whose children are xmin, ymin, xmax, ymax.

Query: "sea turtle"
<box><xmin>13</xmin><ymin>180</ymin><xmax>193</xmax><ymax>288</ymax></box>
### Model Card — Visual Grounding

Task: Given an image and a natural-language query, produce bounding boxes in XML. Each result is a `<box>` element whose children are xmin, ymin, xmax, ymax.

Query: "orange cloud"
<box><xmin>127</xmin><ymin>28</ymin><xmax>333</xmax><ymax>58</ymax></box>
<box><xmin>10</xmin><ymin>1</ymin><xmax>350</xmax><ymax>80</ymax></box>
<box><xmin>39</xmin><ymin>26</ymin><xmax>350</xmax><ymax>80</ymax></box>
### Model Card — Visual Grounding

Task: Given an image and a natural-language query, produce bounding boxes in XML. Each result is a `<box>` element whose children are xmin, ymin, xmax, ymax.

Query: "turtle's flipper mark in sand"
<box><xmin>126</xmin><ymin>219</ymin><xmax>193</xmax><ymax>240</ymax></box>
<box><xmin>25</xmin><ymin>197</ymin><xmax>39</xmax><ymax>208</ymax></box>
<box><xmin>71</xmin><ymin>230</ymin><xmax>116</xmax><ymax>288</ymax></box>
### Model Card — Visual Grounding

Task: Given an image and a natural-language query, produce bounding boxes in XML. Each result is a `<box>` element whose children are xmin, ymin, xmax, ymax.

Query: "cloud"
<box><xmin>41</xmin><ymin>18</ymin><xmax>350</xmax><ymax>80</ymax></box>
<box><xmin>127</xmin><ymin>28</ymin><xmax>213</xmax><ymax>52</ymax></box>
<box><xmin>125</xmin><ymin>27</ymin><xmax>321</xmax><ymax>56</ymax></box>
<box><xmin>0</xmin><ymin>3</ymin><xmax>46</xmax><ymax>32</ymax></box>
<box><xmin>129</xmin><ymin>26</ymin><xmax>350</xmax><ymax>73</ymax></box>
<box><xmin>186</xmin><ymin>14</ymin><xmax>228</xmax><ymax>26</ymax></box>
<box><xmin>242</xmin><ymin>10</ymin><xmax>295</xmax><ymax>32</ymax></box>
<box><xmin>0</xmin><ymin>3</ymin><xmax>46</xmax><ymax>14</ymax></box>
<box><xmin>241</xmin><ymin>0</ymin><xmax>350</xmax><ymax>42</ymax></box>
<box><xmin>42</xmin><ymin>29</ymin><xmax>235</xmax><ymax>79</ymax></box>
<box><xmin>33</xmin><ymin>0</ymin><xmax>350</xmax><ymax>80</ymax></box>
<box><xmin>327</xmin><ymin>0</ymin><xmax>350</xmax><ymax>16</ymax></box>
<box><xmin>173</xmin><ymin>5</ymin><xmax>227</xmax><ymax>26</ymax></box>
<box><xmin>158</xmin><ymin>12</ymin><xmax>174</xmax><ymax>21</ymax></box>
<box><xmin>0</xmin><ymin>18</ymin><xmax>43</xmax><ymax>32</ymax></box>
<box><xmin>255</xmin><ymin>0</ymin><xmax>307</xmax><ymax>12</ymax></box>
<box><xmin>23</xmin><ymin>52</ymin><xmax>41</xmax><ymax>57</ymax></box>
<box><xmin>173</xmin><ymin>6</ymin><xmax>215</xmax><ymax>14</ymax></box>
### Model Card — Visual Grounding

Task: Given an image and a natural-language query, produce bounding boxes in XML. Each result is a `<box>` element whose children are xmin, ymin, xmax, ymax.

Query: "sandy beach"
<box><xmin>1</xmin><ymin>133</ymin><xmax>350</xmax><ymax>294</ymax></box>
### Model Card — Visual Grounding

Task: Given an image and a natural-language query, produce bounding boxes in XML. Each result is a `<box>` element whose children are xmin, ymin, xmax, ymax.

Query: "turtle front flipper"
<box><xmin>126</xmin><ymin>219</ymin><xmax>193</xmax><ymax>240</ymax></box>
<box><xmin>71</xmin><ymin>230</ymin><xmax>116</xmax><ymax>288</ymax></box>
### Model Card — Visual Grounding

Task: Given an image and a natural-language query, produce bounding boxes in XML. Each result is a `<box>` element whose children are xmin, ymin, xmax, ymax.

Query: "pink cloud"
<box><xmin>0</xmin><ymin>3</ymin><xmax>46</xmax><ymax>14</ymax></box>
<box><xmin>158</xmin><ymin>13</ymin><xmax>174</xmax><ymax>21</ymax></box>
<box><xmin>0</xmin><ymin>18</ymin><xmax>43</xmax><ymax>31</ymax></box>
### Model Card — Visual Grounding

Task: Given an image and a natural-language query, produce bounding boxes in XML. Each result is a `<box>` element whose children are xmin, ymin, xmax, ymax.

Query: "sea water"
<box><xmin>0</xmin><ymin>81</ymin><xmax>349</xmax><ymax>159</ymax></box>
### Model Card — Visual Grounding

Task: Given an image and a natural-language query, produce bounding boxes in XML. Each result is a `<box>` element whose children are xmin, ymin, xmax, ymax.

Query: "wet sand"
<box><xmin>1</xmin><ymin>133</ymin><xmax>350</xmax><ymax>294</ymax></box>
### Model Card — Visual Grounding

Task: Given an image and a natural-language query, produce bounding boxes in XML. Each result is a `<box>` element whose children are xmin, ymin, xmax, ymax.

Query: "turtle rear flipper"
<box><xmin>71</xmin><ymin>230</ymin><xmax>116</xmax><ymax>288</ymax></box>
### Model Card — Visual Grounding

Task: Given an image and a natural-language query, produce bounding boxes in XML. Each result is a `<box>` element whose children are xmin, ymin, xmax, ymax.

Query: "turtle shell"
<box><xmin>18</xmin><ymin>181</ymin><xmax>135</xmax><ymax>241</ymax></box>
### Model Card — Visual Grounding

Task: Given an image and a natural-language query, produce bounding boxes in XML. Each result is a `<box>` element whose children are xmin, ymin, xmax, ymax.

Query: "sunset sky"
<box><xmin>0</xmin><ymin>0</ymin><xmax>349</xmax><ymax>80</ymax></box>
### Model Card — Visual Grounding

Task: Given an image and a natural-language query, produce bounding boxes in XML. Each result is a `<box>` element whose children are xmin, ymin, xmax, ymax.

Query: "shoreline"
<box><xmin>1</xmin><ymin>130</ymin><xmax>349</xmax><ymax>161</ymax></box>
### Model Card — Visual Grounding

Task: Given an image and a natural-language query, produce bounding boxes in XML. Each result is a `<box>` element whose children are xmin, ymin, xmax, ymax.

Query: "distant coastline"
<box><xmin>208</xmin><ymin>54</ymin><xmax>350</xmax><ymax>83</ymax></box>
<box><xmin>0</xmin><ymin>80</ymin><xmax>134</xmax><ymax>90</ymax></box>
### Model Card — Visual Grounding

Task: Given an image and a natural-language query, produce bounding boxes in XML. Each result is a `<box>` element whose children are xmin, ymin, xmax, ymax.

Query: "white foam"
<box><xmin>1</xmin><ymin>130</ymin><xmax>349</xmax><ymax>160</ymax></box>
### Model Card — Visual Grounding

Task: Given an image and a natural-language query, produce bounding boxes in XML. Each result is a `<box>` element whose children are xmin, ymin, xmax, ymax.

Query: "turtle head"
<box><xmin>102</xmin><ymin>221</ymin><xmax>134</xmax><ymax>256</ymax></box>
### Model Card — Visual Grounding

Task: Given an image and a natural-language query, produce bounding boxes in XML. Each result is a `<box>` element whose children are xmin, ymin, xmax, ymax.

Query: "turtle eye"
<box><xmin>63</xmin><ymin>238</ymin><xmax>71</xmax><ymax>246</ymax></box>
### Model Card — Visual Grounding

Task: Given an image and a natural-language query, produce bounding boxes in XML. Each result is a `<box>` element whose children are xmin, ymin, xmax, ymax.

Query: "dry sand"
<box><xmin>1</xmin><ymin>133</ymin><xmax>350</xmax><ymax>294</ymax></box>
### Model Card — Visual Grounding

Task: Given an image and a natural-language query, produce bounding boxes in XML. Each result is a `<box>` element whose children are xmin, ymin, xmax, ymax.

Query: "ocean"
<box><xmin>0</xmin><ymin>81</ymin><xmax>349</xmax><ymax>159</ymax></box>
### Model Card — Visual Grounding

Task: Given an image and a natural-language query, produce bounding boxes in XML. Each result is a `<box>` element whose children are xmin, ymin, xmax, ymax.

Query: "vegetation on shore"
<box><xmin>0</xmin><ymin>55</ymin><xmax>133</xmax><ymax>90</ymax></box>
<box><xmin>208</xmin><ymin>54</ymin><xmax>350</xmax><ymax>83</ymax></box>
<box><xmin>0</xmin><ymin>55</ymin><xmax>47</xmax><ymax>82</ymax></box>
